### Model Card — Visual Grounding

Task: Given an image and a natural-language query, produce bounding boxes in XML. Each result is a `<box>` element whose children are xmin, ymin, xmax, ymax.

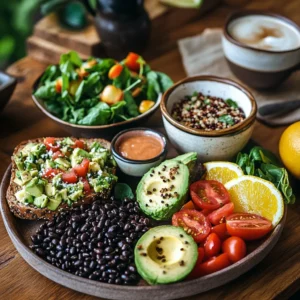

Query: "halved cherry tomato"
<box><xmin>74</xmin><ymin>158</ymin><xmax>90</xmax><ymax>177</ymax></box>
<box><xmin>44</xmin><ymin>137</ymin><xmax>60</xmax><ymax>152</ymax></box>
<box><xmin>125</xmin><ymin>52</ymin><xmax>140</xmax><ymax>71</ymax></box>
<box><xmin>108</xmin><ymin>64</ymin><xmax>123</xmax><ymax>79</ymax></box>
<box><xmin>43</xmin><ymin>168</ymin><xmax>62</xmax><ymax>179</ymax></box>
<box><xmin>181</xmin><ymin>200</ymin><xmax>195</xmax><ymax>210</ymax></box>
<box><xmin>52</xmin><ymin>150</ymin><xmax>64</xmax><ymax>160</ymax></box>
<box><xmin>100</xmin><ymin>85</ymin><xmax>123</xmax><ymax>105</ymax></box>
<box><xmin>211</xmin><ymin>223</ymin><xmax>229</xmax><ymax>240</ymax></box>
<box><xmin>208</xmin><ymin>202</ymin><xmax>234</xmax><ymax>225</ymax></box>
<box><xmin>81</xmin><ymin>178</ymin><xmax>92</xmax><ymax>195</ymax></box>
<box><xmin>226</xmin><ymin>213</ymin><xmax>273</xmax><ymax>241</ymax></box>
<box><xmin>196</xmin><ymin>253</ymin><xmax>231</xmax><ymax>276</ymax></box>
<box><xmin>190</xmin><ymin>180</ymin><xmax>230</xmax><ymax>210</ymax></box>
<box><xmin>73</xmin><ymin>139</ymin><xmax>85</xmax><ymax>149</ymax></box>
<box><xmin>55</xmin><ymin>78</ymin><xmax>62</xmax><ymax>93</ymax></box>
<box><xmin>204</xmin><ymin>233</ymin><xmax>221</xmax><ymax>258</ymax></box>
<box><xmin>187</xmin><ymin>247</ymin><xmax>205</xmax><ymax>279</ymax></box>
<box><xmin>222</xmin><ymin>236</ymin><xmax>246</xmax><ymax>263</ymax></box>
<box><xmin>172</xmin><ymin>209</ymin><xmax>211</xmax><ymax>243</ymax></box>
<box><xmin>201</xmin><ymin>209</ymin><xmax>213</xmax><ymax>216</ymax></box>
<box><xmin>62</xmin><ymin>169</ymin><xmax>78</xmax><ymax>184</ymax></box>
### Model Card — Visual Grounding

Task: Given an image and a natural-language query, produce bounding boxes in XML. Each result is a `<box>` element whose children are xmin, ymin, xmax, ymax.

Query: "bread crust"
<box><xmin>6</xmin><ymin>137</ymin><xmax>115</xmax><ymax>220</ymax></box>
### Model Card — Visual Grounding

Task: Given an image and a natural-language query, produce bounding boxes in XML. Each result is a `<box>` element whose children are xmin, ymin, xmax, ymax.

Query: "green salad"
<box><xmin>34</xmin><ymin>51</ymin><xmax>173</xmax><ymax>126</ymax></box>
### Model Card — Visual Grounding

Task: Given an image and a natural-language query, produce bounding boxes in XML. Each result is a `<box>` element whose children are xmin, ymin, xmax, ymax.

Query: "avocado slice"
<box><xmin>25</xmin><ymin>178</ymin><xmax>43</xmax><ymax>197</ymax></box>
<box><xmin>54</xmin><ymin>157</ymin><xmax>71</xmax><ymax>170</ymax></box>
<box><xmin>70</xmin><ymin>148</ymin><xmax>91</xmax><ymax>167</ymax></box>
<box><xmin>47</xmin><ymin>198</ymin><xmax>62</xmax><ymax>211</ymax></box>
<box><xmin>15</xmin><ymin>188</ymin><xmax>34</xmax><ymax>204</ymax></box>
<box><xmin>45</xmin><ymin>183</ymin><xmax>56</xmax><ymax>197</ymax></box>
<box><xmin>134</xmin><ymin>225</ymin><xmax>198</xmax><ymax>285</ymax></box>
<box><xmin>172</xmin><ymin>152</ymin><xmax>197</xmax><ymax>172</ymax></box>
<box><xmin>19</xmin><ymin>171</ymin><xmax>32</xmax><ymax>185</ymax></box>
<box><xmin>34</xmin><ymin>194</ymin><xmax>48</xmax><ymax>208</ymax></box>
<box><xmin>136</xmin><ymin>159</ymin><xmax>190</xmax><ymax>220</ymax></box>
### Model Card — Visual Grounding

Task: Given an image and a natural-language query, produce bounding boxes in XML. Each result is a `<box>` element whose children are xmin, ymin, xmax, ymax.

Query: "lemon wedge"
<box><xmin>204</xmin><ymin>161</ymin><xmax>244</xmax><ymax>184</ymax></box>
<box><xmin>225</xmin><ymin>175</ymin><xmax>284</xmax><ymax>226</ymax></box>
<box><xmin>160</xmin><ymin>0</ymin><xmax>203</xmax><ymax>8</ymax></box>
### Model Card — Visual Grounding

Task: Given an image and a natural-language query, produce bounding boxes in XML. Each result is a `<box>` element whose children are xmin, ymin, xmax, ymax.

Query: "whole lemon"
<box><xmin>279</xmin><ymin>121</ymin><xmax>300</xmax><ymax>179</ymax></box>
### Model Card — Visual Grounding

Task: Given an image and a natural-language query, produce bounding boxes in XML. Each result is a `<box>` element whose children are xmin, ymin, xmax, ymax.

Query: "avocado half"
<box><xmin>134</xmin><ymin>225</ymin><xmax>198</xmax><ymax>285</ymax></box>
<box><xmin>136</xmin><ymin>153</ymin><xmax>197</xmax><ymax>221</ymax></box>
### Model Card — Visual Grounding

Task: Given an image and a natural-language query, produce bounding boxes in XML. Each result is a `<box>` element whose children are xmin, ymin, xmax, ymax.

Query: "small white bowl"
<box><xmin>160</xmin><ymin>76</ymin><xmax>257</xmax><ymax>162</ymax></box>
<box><xmin>111</xmin><ymin>128</ymin><xmax>167</xmax><ymax>177</ymax></box>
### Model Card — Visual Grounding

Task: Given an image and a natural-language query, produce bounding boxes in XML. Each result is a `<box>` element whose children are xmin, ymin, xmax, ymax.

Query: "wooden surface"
<box><xmin>1</xmin><ymin>0</ymin><xmax>300</xmax><ymax>299</ymax></box>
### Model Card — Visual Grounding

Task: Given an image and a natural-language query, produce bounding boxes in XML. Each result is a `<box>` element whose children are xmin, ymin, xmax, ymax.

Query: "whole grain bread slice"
<box><xmin>6</xmin><ymin>137</ymin><xmax>116</xmax><ymax>220</ymax></box>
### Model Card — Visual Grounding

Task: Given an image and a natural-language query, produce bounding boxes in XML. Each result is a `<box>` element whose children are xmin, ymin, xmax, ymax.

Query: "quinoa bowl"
<box><xmin>160</xmin><ymin>76</ymin><xmax>257</xmax><ymax>161</ymax></box>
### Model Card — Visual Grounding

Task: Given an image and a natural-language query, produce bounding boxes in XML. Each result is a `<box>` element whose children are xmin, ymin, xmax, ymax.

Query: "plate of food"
<box><xmin>31</xmin><ymin>51</ymin><xmax>173</xmax><ymax>137</ymax></box>
<box><xmin>0</xmin><ymin>130</ymin><xmax>291</xmax><ymax>299</ymax></box>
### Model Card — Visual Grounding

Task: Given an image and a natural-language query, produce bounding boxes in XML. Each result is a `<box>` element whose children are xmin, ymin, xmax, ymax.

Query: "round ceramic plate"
<box><xmin>0</xmin><ymin>164</ymin><xmax>286</xmax><ymax>300</ymax></box>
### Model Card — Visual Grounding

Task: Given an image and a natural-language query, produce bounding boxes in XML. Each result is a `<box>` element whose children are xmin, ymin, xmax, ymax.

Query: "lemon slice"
<box><xmin>160</xmin><ymin>0</ymin><xmax>203</xmax><ymax>8</ymax></box>
<box><xmin>204</xmin><ymin>161</ymin><xmax>244</xmax><ymax>184</ymax></box>
<box><xmin>225</xmin><ymin>175</ymin><xmax>284</xmax><ymax>226</ymax></box>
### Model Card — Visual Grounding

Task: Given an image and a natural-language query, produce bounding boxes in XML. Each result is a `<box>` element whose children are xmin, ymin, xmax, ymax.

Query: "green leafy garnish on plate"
<box><xmin>225</xmin><ymin>98</ymin><xmax>238</xmax><ymax>108</ymax></box>
<box><xmin>236</xmin><ymin>146</ymin><xmax>295</xmax><ymax>204</ymax></box>
<box><xmin>218</xmin><ymin>114</ymin><xmax>235</xmax><ymax>125</ymax></box>
<box><xmin>114</xmin><ymin>183</ymin><xmax>134</xmax><ymax>200</ymax></box>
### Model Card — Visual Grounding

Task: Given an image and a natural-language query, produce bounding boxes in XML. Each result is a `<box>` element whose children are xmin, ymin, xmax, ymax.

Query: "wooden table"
<box><xmin>1</xmin><ymin>1</ymin><xmax>300</xmax><ymax>299</ymax></box>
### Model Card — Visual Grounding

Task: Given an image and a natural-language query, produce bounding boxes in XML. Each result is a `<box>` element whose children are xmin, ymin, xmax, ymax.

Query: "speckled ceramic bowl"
<box><xmin>160</xmin><ymin>76</ymin><xmax>257</xmax><ymax>162</ymax></box>
<box><xmin>111</xmin><ymin>128</ymin><xmax>167</xmax><ymax>177</ymax></box>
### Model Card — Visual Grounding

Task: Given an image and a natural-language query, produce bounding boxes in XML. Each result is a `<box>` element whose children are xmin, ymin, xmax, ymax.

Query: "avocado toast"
<box><xmin>7</xmin><ymin>137</ymin><xmax>117</xmax><ymax>220</ymax></box>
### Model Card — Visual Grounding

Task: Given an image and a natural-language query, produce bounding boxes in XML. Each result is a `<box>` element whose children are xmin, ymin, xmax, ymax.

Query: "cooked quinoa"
<box><xmin>171</xmin><ymin>92</ymin><xmax>246</xmax><ymax>131</ymax></box>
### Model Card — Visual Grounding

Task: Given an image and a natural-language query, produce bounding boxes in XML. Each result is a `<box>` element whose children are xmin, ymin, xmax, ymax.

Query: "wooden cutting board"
<box><xmin>27</xmin><ymin>0</ymin><xmax>169</xmax><ymax>64</ymax></box>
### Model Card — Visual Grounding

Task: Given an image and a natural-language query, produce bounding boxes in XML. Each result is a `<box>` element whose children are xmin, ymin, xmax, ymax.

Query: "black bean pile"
<box><xmin>30</xmin><ymin>197</ymin><xmax>150</xmax><ymax>285</ymax></box>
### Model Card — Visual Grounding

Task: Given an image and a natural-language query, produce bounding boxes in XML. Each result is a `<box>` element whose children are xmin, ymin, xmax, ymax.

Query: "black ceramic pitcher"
<box><xmin>83</xmin><ymin>0</ymin><xmax>151</xmax><ymax>59</ymax></box>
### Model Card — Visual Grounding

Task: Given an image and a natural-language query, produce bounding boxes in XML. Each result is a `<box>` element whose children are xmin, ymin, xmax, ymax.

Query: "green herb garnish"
<box><xmin>203</xmin><ymin>97</ymin><xmax>210</xmax><ymax>105</ymax></box>
<box><xmin>114</xmin><ymin>183</ymin><xmax>134</xmax><ymax>200</ymax></box>
<box><xmin>236</xmin><ymin>146</ymin><xmax>295</xmax><ymax>204</ymax></box>
<box><xmin>225</xmin><ymin>98</ymin><xmax>238</xmax><ymax>108</ymax></box>
<box><xmin>218</xmin><ymin>114</ymin><xmax>234</xmax><ymax>125</ymax></box>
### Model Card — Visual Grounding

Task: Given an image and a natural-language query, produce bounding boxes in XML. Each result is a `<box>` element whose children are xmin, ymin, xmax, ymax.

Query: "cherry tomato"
<box><xmin>196</xmin><ymin>253</ymin><xmax>231</xmax><ymax>276</ymax></box>
<box><xmin>100</xmin><ymin>85</ymin><xmax>123</xmax><ymax>105</ymax></box>
<box><xmin>139</xmin><ymin>100</ymin><xmax>155</xmax><ymax>114</ymax></box>
<box><xmin>44</xmin><ymin>137</ymin><xmax>60</xmax><ymax>152</ymax></box>
<box><xmin>222</xmin><ymin>236</ymin><xmax>247</xmax><ymax>263</ymax></box>
<box><xmin>74</xmin><ymin>158</ymin><xmax>90</xmax><ymax>178</ymax></box>
<box><xmin>226</xmin><ymin>213</ymin><xmax>273</xmax><ymax>241</ymax></box>
<box><xmin>73</xmin><ymin>139</ymin><xmax>85</xmax><ymax>149</ymax></box>
<box><xmin>81</xmin><ymin>178</ymin><xmax>92</xmax><ymax>194</ymax></box>
<box><xmin>125</xmin><ymin>52</ymin><xmax>140</xmax><ymax>71</ymax></box>
<box><xmin>187</xmin><ymin>247</ymin><xmax>205</xmax><ymax>279</ymax></box>
<box><xmin>62</xmin><ymin>169</ymin><xmax>78</xmax><ymax>184</ymax></box>
<box><xmin>55</xmin><ymin>78</ymin><xmax>62</xmax><ymax>93</ymax></box>
<box><xmin>211</xmin><ymin>223</ymin><xmax>229</xmax><ymax>240</ymax></box>
<box><xmin>172</xmin><ymin>209</ymin><xmax>211</xmax><ymax>243</ymax></box>
<box><xmin>201</xmin><ymin>209</ymin><xmax>213</xmax><ymax>216</ymax></box>
<box><xmin>208</xmin><ymin>202</ymin><xmax>234</xmax><ymax>225</ymax></box>
<box><xmin>108</xmin><ymin>64</ymin><xmax>123</xmax><ymax>79</ymax></box>
<box><xmin>42</xmin><ymin>168</ymin><xmax>62</xmax><ymax>179</ymax></box>
<box><xmin>204</xmin><ymin>233</ymin><xmax>221</xmax><ymax>258</ymax></box>
<box><xmin>190</xmin><ymin>180</ymin><xmax>230</xmax><ymax>210</ymax></box>
<box><xmin>181</xmin><ymin>200</ymin><xmax>196</xmax><ymax>210</ymax></box>
<box><xmin>52</xmin><ymin>151</ymin><xmax>63</xmax><ymax>160</ymax></box>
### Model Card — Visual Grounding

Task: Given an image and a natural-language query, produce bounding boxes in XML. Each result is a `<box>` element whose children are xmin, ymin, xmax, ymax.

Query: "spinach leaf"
<box><xmin>110</xmin><ymin>101</ymin><xmax>126</xmax><ymax>121</ymax></box>
<box><xmin>40</xmin><ymin>65</ymin><xmax>60</xmax><ymax>84</ymax></box>
<box><xmin>60</xmin><ymin>50</ymin><xmax>82</xmax><ymax>67</ymax></box>
<box><xmin>123</xmin><ymin>91</ymin><xmax>139</xmax><ymax>117</ymax></box>
<box><xmin>236</xmin><ymin>146</ymin><xmax>295</xmax><ymax>204</ymax></box>
<box><xmin>218</xmin><ymin>115</ymin><xmax>234</xmax><ymax>125</ymax></box>
<box><xmin>44</xmin><ymin>101</ymin><xmax>63</xmax><ymax>117</ymax></box>
<box><xmin>78</xmin><ymin>102</ymin><xmax>111</xmax><ymax>125</ymax></box>
<box><xmin>225</xmin><ymin>98</ymin><xmax>238</xmax><ymax>108</ymax></box>
<box><xmin>114</xmin><ymin>183</ymin><xmax>134</xmax><ymax>200</ymax></box>
<box><xmin>113</xmin><ymin>67</ymin><xmax>131</xmax><ymax>89</ymax></box>
<box><xmin>146</xmin><ymin>71</ymin><xmax>160</xmax><ymax>100</ymax></box>
<box><xmin>155</xmin><ymin>71</ymin><xmax>173</xmax><ymax>92</ymax></box>
<box><xmin>34</xmin><ymin>84</ymin><xmax>56</xmax><ymax>99</ymax></box>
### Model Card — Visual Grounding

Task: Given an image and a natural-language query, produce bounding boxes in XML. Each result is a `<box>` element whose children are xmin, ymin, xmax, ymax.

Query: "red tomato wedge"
<box><xmin>81</xmin><ymin>178</ymin><xmax>92</xmax><ymax>195</ymax></box>
<box><xmin>190</xmin><ymin>180</ymin><xmax>230</xmax><ymax>210</ymax></box>
<box><xmin>181</xmin><ymin>200</ymin><xmax>196</xmax><ymax>210</ymax></box>
<box><xmin>226</xmin><ymin>213</ymin><xmax>273</xmax><ymax>241</ymax></box>
<box><xmin>222</xmin><ymin>236</ymin><xmax>246</xmax><ymax>263</ymax></box>
<box><xmin>211</xmin><ymin>223</ymin><xmax>229</xmax><ymax>240</ymax></box>
<box><xmin>172</xmin><ymin>209</ymin><xmax>211</xmax><ymax>243</ymax></box>
<box><xmin>62</xmin><ymin>169</ymin><xmax>78</xmax><ymax>184</ymax></box>
<box><xmin>43</xmin><ymin>168</ymin><xmax>62</xmax><ymax>179</ymax></box>
<box><xmin>125</xmin><ymin>52</ymin><xmax>140</xmax><ymax>71</ymax></box>
<box><xmin>196</xmin><ymin>253</ymin><xmax>231</xmax><ymax>276</ymax></box>
<box><xmin>73</xmin><ymin>140</ymin><xmax>85</xmax><ymax>149</ymax></box>
<box><xmin>204</xmin><ymin>233</ymin><xmax>221</xmax><ymax>258</ymax></box>
<box><xmin>208</xmin><ymin>202</ymin><xmax>234</xmax><ymax>225</ymax></box>
<box><xmin>74</xmin><ymin>158</ymin><xmax>90</xmax><ymax>177</ymax></box>
<box><xmin>108</xmin><ymin>64</ymin><xmax>123</xmax><ymax>79</ymax></box>
<box><xmin>52</xmin><ymin>150</ymin><xmax>64</xmax><ymax>160</ymax></box>
<box><xmin>187</xmin><ymin>247</ymin><xmax>205</xmax><ymax>279</ymax></box>
<box><xmin>44</xmin><ymin>137</ymin><xmax>60</xmax><ymax>152</ymax></box>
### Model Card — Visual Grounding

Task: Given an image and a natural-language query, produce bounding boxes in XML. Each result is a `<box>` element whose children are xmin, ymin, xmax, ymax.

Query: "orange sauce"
<box><xmin>118</xmin><ymin>134</ymin><xmax>163</xmax><ymax>160</ymax></box>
